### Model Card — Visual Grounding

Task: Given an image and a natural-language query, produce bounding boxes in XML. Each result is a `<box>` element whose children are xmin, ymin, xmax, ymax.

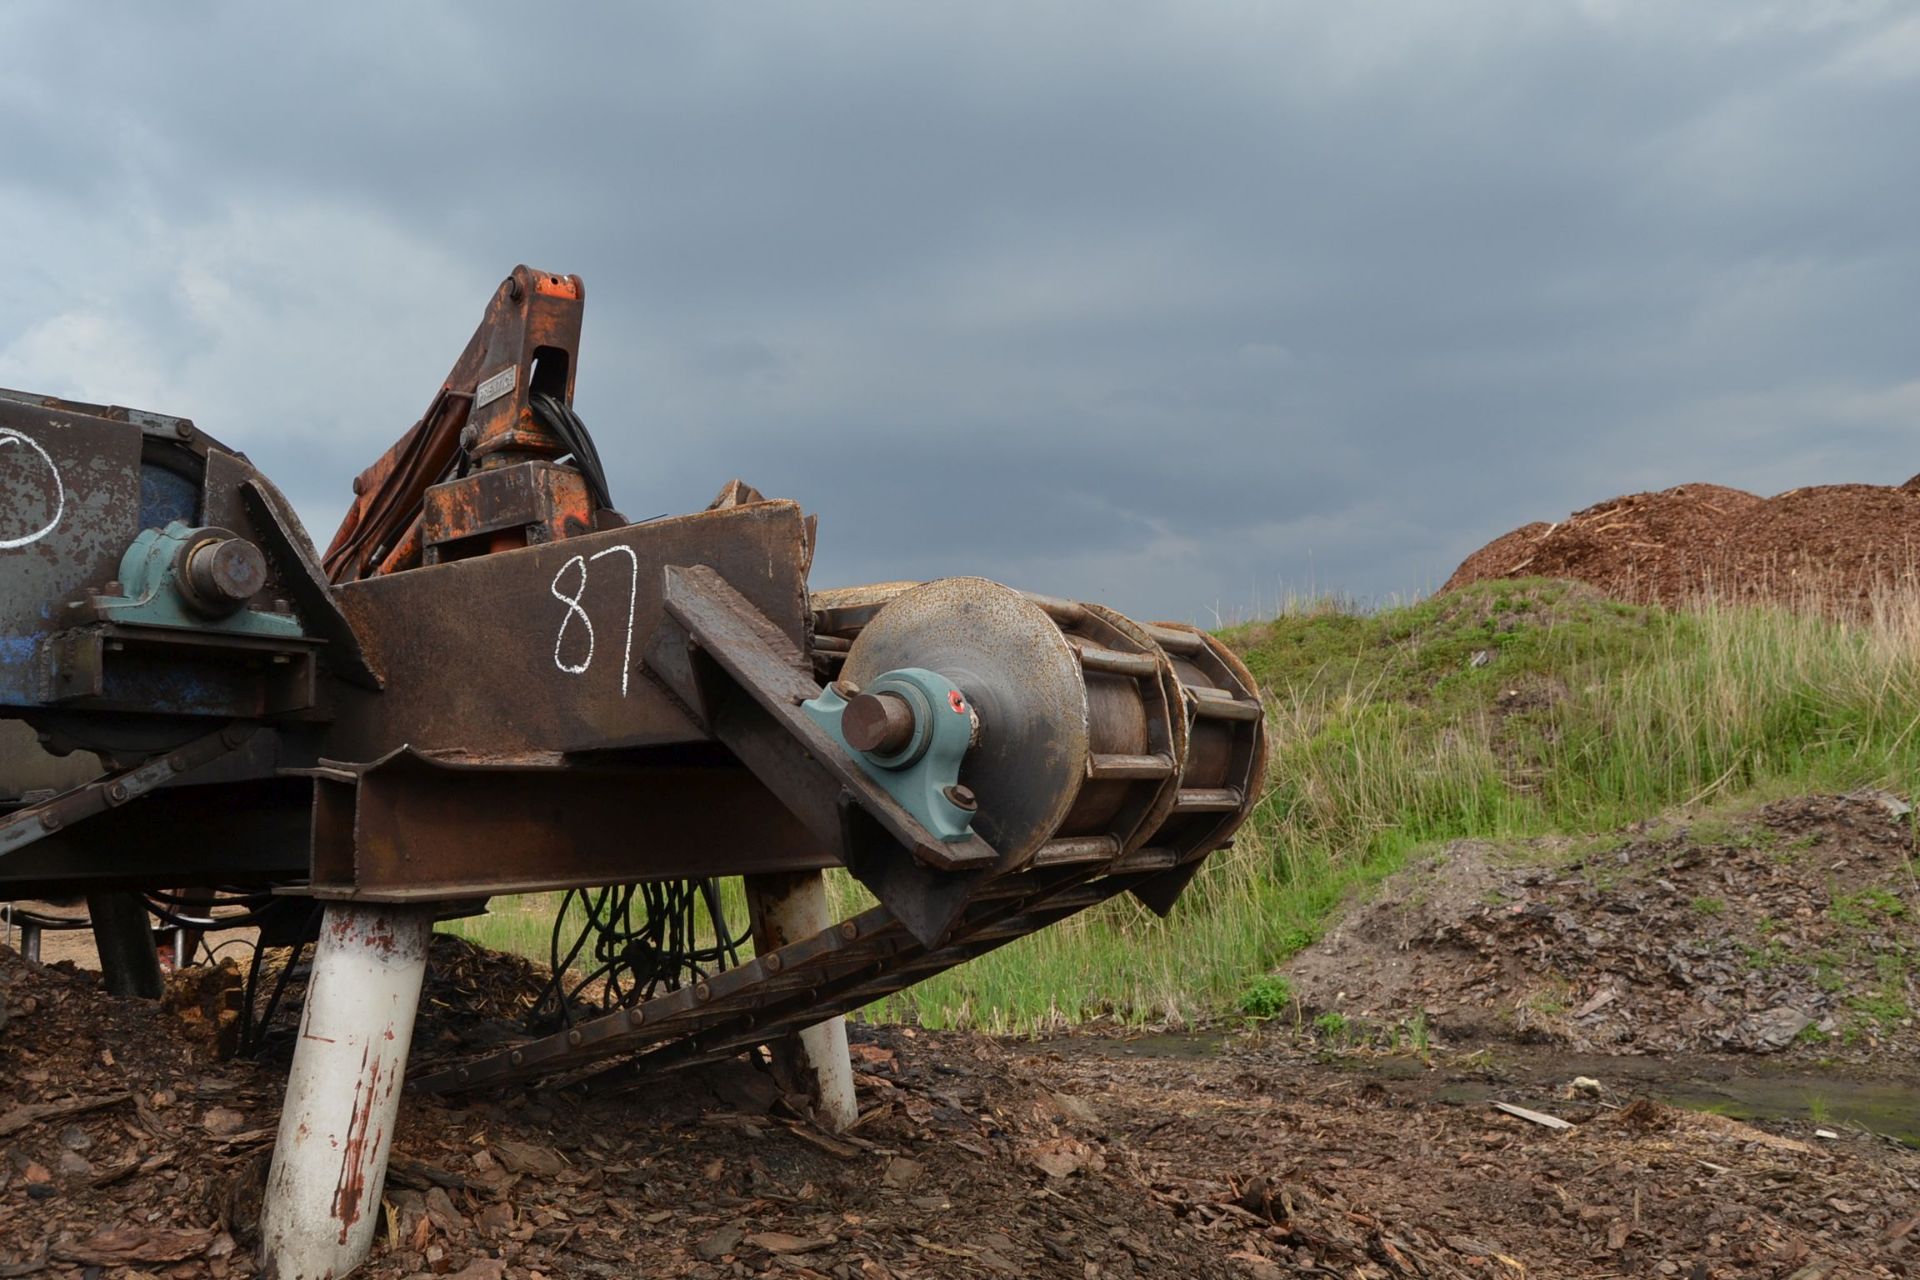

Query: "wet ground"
<box><xmin>1064</xmin><ymin>1027</ymin><xmax>1920</xmax><ymax>1148</ymax></box>
<box><xmin>5</xmin><ymin>937</ymin><xmax>1920</xmax><ymax>1280</ymax></box>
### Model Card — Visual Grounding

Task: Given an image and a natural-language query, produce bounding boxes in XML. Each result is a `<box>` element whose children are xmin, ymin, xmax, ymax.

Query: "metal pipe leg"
<box><xmin>86</xmin><ymin>891</ymin><xmax>163</xmax><ymax>998</ymax></box>
<box><xmin>744</xmin><ymin>871</ymin><xmax>858</xmax><ymax>1131</ymax></box>
<box><xmin>259</xmin><ymin>903</ymin><xmax>433</xmax><ymax>1279</ymax></box>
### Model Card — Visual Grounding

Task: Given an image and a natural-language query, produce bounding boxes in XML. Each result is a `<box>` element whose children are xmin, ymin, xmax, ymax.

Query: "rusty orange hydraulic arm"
<box><xmin>321</xmin><ymin>265</ymin><xmax>591</xmax><ymax>583</ymax></box>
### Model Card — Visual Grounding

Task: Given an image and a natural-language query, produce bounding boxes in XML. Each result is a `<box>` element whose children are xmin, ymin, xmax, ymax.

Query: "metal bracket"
<box><xmin>645</xmin><ymin>565</ymin><xmax>998</xmax><ymax>946</ymax></box>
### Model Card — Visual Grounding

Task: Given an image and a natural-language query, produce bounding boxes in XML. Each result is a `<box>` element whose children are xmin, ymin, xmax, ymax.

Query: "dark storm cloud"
<box><xmin>2</xmin><ymin>2</ymin><xmax>1917</xmax><ymax>620</ymax></box>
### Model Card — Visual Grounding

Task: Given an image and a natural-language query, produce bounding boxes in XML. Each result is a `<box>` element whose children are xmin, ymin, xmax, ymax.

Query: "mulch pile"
<box><xmin>1289</xmin><ymin>791</ymin><xmax>1920</xmax><ymax>1062</ymax></box>
<box><xmin>1444</xmin><ymin>480</ymin><xmax>1920</xmax><ymax>613</ymax></box>
<box><xmin>5</xmin><ymin>901</ymin><xmax>1920</xmax><ymax>1276</ymax></box>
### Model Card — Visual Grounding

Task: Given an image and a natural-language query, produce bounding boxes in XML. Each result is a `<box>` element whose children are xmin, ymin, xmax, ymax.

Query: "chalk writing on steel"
<box><xmin>587</xmin><ymin>545</ymin><xmax>640</xmax><ymax>696</ymax></box>
<box><xmin>0</xmin><ymin>428</ymin><xmax>64</xmax><ymax>550</ymax></box>
<box><xmin>549</xmin><ymin>545</ymin><xmax>642</xmax><ymax>695</ymax></box>
<box><xmin>550</xmin><ymin>555</ymin><xmax>594</xmax><ymax>674</ymax></box>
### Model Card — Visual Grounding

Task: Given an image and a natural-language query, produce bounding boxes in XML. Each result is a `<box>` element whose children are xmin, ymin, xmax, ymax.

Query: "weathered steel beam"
<box><xmin>306</xmin><ymin>748</ymin><xmax>826</xmax><ymax>901</ymax></box>
<box><xmin>323</xmin><ymin>500</ymin><xmax>811</xmax><ymax>762</ymax></box>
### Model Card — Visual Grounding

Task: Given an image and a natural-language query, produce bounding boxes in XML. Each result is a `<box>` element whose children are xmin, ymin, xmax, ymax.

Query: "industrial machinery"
<box><xmin>0</xmin><ymin>267</ymin><xmax>1265</xmax><ymax>1276</ymax></box>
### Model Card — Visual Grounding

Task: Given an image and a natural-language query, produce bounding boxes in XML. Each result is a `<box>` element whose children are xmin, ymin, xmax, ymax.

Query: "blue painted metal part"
<box><xmin>802</xmin><ymin>666</ymin><xmax>977</xmax><ymax>843</ymax></box>
<box><xmin>94</xmin><ymin>521</ymin><xmax>304</xmax><ymax>639</ymax></box>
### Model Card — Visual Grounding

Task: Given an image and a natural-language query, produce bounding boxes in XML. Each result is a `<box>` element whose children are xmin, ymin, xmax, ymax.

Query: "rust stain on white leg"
<box><xmin>260</xmin><ymin>904</ymin><xmax>432</xmax><ymax>1279</ymax></box>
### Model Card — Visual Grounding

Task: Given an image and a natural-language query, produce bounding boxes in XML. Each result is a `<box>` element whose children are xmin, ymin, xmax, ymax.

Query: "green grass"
<box><xmin>1312</xmin><ymin>1011</ymin><xmax>1353</xmax><ymax>1041</ymax></box>
<box><xmin>1234</xmin><ymin>974</ymin><xmax>1295</xmax><ymax>1020</ymax></box>
<box><xmin>450</xmin><ymin>579</ymin><xmax>1920</xmax><ymax>1035</ymax></box>
<box><xmin>1830</xmin><ymin>887</ymin><xmax>1907</xmax><ymax>929</ymax></box>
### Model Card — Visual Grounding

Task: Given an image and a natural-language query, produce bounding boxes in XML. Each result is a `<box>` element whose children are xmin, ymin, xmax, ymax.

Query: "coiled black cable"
<box><xmin>529</xmin><ymin>879</ymin><xmax>746</xmax><ymax>1029</ymax></box>
<box><xmin>529</xmin><ymin>392</ymin><xmax>614</xmax><ymax>513</ymax></box>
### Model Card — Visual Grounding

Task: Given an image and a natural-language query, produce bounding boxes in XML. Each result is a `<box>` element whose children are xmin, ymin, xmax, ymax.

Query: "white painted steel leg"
<box><xmin>744</xmin><ymin>871</ymin><xmax>859</xmax><ymax>1131</ymax></box>
<box><xmin>259</xmin><ymin>903</ymin><xmax>434</xmax><ymax>1279</ymax></box>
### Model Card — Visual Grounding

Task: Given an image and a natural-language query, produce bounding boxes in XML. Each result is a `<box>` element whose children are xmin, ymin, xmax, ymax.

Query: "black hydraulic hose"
<box><xmin>529</xmin><ymin>392</ymin><xmax>613</xmax><ymax>512</ymax></box>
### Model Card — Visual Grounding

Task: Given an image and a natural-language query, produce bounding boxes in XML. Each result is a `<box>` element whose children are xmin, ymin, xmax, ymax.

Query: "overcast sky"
<box><xmin>2</xmin><ymin>3</ymin><xmax>1916</xmax><ymax>623</ymax></box>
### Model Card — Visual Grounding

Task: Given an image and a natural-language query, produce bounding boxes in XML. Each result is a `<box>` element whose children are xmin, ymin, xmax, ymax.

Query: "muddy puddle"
<box><xmin>1060</xmin><ymin>1028</ymin><xmax>1231</xmax><ymax>1059</ymax></box>
<box><xmin>1426</xmin><ymin>1051</ymin><xmax>1920</xmax><ymax>1147</ymax></box>
<box><xmin>1051</xmin><ymin>1027</ymin><xmax>1920</xmax><ymax>1147</ymax></box>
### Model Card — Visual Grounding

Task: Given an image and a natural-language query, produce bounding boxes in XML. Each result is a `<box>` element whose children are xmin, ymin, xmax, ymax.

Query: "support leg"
<box><xmin>259</xmin><ymin>903</ymin><xmax>433</xmax><ymax>1280</ymax></box>
<box><xmin>86</xmin><ymin>891</ymin><xmax>163</xmax><ymax>998</ymax></box>
<box><xmin>744</xmin><ymin>871</ymin><xmax>859</xmax><ymax>1131</ymax></box>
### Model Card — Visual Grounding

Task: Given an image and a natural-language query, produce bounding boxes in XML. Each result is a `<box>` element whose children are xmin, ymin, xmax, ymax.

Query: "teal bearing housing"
<box><xmin>802</xmin><ymin>667</ymin><xmax>977</xmax><ymax>843</ymax></box>
<box><xmin>93</xmin><ymin>521</ymin><xmax>304</xmax><ymax>639</ymax></box>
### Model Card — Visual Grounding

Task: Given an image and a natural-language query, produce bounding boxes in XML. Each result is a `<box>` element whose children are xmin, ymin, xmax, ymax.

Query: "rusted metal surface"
<box><xmin>0</xmin><ymin>777</ymin><xmax>310</xmax><ymax>898</ymax></box>
<box><xmin>840</xmin><ymin>578</ymin><xmax>1091</xmax><ymax>870</ymax></box>
<box><xmin>0</xmin><ymin>388</ymin><xmax>363</xmax><ymax>777</ymax></box>
<box><xmin>420</xmin><ymin>459</ymin><xmax>593</xmax><ymax>563</ymax></box>
<box><xmin>0</xmin><ymin>401</ymin><xmax>144</xmax><ymax>693</ymax></box>
<box><xmin>842</xmin><ymin>689</ymin><xmax>916</xmax><ymax>754</ymax></box>
<box><xmin>0</xmin><ymin>722</ymin><xmax>258</xmax><ymax>859</ymax></box>
<box><xmin>307</xmin><ymin>747</ymin><xmax>825</xmax><ymax>902</ymax></box>
<box><xmin>323</xmin><ymin>266</ymin><xmax>587</xmax><ymax>583</ymax></box>
<box><xmin>423</xmin><ymin>578</ymin><xmax>1264</xmax><ymax>1094</ymax></box>
<box><xmin>324</xmin><ymin>500</ymin><xmax>812</xmax><ymax>761</ymax></box>
<box><xmin>1129</xmin><ymin>622</ymin><xmax>1269</xmax><ymax>915</ymax></box>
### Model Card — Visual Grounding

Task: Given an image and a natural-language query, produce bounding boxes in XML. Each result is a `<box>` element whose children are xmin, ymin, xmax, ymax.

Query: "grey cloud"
<box><xmin>1</xmin><ymin>2</ymin><xmax>1916</xmax><ymax>621</ymax></box>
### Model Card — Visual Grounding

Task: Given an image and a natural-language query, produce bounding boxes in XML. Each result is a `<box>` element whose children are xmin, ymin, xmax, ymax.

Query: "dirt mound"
<box><xmin>1446</xmin><ymin>480</ymin><xmax>1920</xmax><ymax>611</ymax></box>
<box><xmin>1286</xmin><ymin>791</ymin><xmax>1920</xmax><ymax>1061</ymax></box>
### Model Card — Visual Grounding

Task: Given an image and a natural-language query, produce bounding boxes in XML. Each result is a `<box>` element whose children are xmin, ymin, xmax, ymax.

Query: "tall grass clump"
<box><xmin>1544</xmin><ymin>592</ymin><xmax>1920</xmax><ymax>820</ymax></box>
